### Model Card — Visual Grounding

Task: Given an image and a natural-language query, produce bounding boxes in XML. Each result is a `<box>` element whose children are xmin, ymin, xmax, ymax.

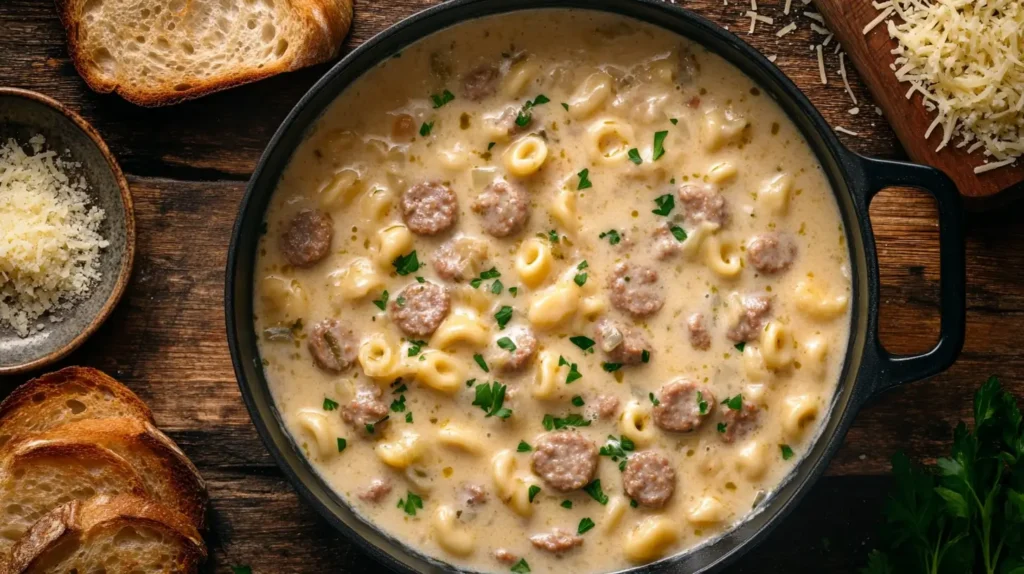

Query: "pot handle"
<box><xmin>850</xmin><ymin>154</ymin><xmax>966</xmax><ymax>397</ymax></box>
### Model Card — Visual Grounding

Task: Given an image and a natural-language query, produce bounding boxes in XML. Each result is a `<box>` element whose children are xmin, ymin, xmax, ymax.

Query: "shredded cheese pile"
<box><xmin>876</xmin><ymin>0</ymin><xmax>1024</xmax><ymax>173</ymax></box>
<box><xmin>0</xmin><ymin>136</ymin><xmax>108</xmax><ymax>336</ymax></box>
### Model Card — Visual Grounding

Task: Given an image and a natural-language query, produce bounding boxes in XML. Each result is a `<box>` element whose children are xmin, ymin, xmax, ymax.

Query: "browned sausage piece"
<box><xmin>308</xmin><ymin>319</ymin><xmax>358</xmax><ymax>373</ymax></box>
<box><xmin>462</xmin><ymin>64</ymin><xmax>500</xmax><ymax>101</ymax></box>
<box><xmin>678</xmin><ymin>183</ymin><xmax>728</xmax><ymax>227</ymax></box>
<box><xmin>594</xmin><ymin>318</ymin><xmax>650</xmax><ymax>364</ymax></box>
<box><xmin>622</xmin><ymin>450</ymin><xmax>676</xmax><ymax>508</ymax></box>
<box><xmin>652</xmin><ymin>379</ymin><xmax>715</xmax><ymax>432</ymax></box>
<box><xmin>747</xmin><ymin>232</ymin><xmax>798</xmax><ymax>274</ymax></box>
<box><xmin>587</xmin><ymin>395</ymin><xmax>621</xmax><ymax>420</ymax></box>
<box><xmin>342</xmin><ymin>386</ymin><xmax>389</xmax><ymax>430</ymax></box>
<box><xmin>687</xmin><ymin>313</ymin><xmax>711</xmax><ymax>351</ymax></box>
<box><xmin>608</xmin><ymin>263</ymin><xmax>664</xmax><ymax>317</ymax></box>
<box><xmin>530</xmin><ymin>430</ymin><xmax>598</xmax><ymax>492</ymax></box>
<box><xmin>280</xmin><ymin>209</ymin><xmax>333</xmax><ymax>267</ymax></box>
<box><xmin>432</xmin><ymin>236</ymin><xmax>488</xmax><ymax>281</ymax></box>
<box><xmin>460</xmin><ymin>482</ymin><xmax>488</xmax><ymax>507</ymax></box>
<box><xmin>719</xmin><ymin>402</ymin><xmax>760</xmax><ymax>443</ymax></box>
<box><xmin>494</xmin><ymin>549</ymin><xmax>518</xmax><ymax>565</ymax></box>
<box><xmin>401</xmin><ymin>181</ymin><xmax>459</xmax><ymax>236</ymax></box>
<box><xmin>529</xmin><ymin>529</ymin><xmax>584</xmax><ymax>554</ymax></box>
<box><xmin>358</xmin><ymin>478</ymin><xmax>392</xmax><ymax>502</ymax></box>
<box><xmin>472</xmin><ymin>180</ymin><xmax>530</xmax><ymax>238</ymax></box>
<box><xmin>494</xmin><ymin>327</ymin><xmax>538</xmax><ymax>372</ymax></box>
<box><xmin>390</xmin><ymin>282</ymin><xmax>451</xmax><ymax>338</ymax></box>
<box><xmin>726</xmin><ymin>295</ymin><xmax>773</xmax><ymax>342</ymax></box>
<box><xmin>651</xmin><ymin>224</ymin><xmax>685</xmax><ymax>260</ymax></box>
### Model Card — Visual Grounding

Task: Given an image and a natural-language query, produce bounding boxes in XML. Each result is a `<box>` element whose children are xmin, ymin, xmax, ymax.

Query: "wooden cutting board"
<box><xmin>815</xmin><ymin>0</ymin><xmax>1024</xmax><ymax>207</ymax></box>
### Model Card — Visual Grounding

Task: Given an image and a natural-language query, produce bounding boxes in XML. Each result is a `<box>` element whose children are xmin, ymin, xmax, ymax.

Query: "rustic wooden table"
<box><xmin>2</xmin><ymin>1</ymin><xmax>1022</xmax><ymax>572</ymax></box>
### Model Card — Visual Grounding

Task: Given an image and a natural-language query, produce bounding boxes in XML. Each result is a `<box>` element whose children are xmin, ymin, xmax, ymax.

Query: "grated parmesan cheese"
<box><xmin>835</xmin><ymin>126</ymin><xmax>860</xmax><ymax>136</ymax></box>
<box><xmin>816</xmin><ymin>45</ymin><xmax>827</xmax><ymax>84</ymax></box>
<box><xmin>776</xmin><ymin>22</ymin><xmax>797</xmax><ymax>38</ymax></box>
<box><xmin>870</xmin><ymin>0</ymin><xmax>1023</xmax><ymax>174</ymax></box>
<box><xmin>0</xmin><ymin>136</ymin><xmax>108</xmax><ymax>336</ymax></box>
<box><xmin>840</xmin><ymin>52</ymin><xmax>859</xmax><ymax>106</ymax></box>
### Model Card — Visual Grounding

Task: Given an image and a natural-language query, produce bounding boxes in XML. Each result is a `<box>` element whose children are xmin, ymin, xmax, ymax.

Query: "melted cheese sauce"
<box><xmin>254</xmin><ymin>10</ymin><xmax>852</xmax><ymax>573</ymax></box>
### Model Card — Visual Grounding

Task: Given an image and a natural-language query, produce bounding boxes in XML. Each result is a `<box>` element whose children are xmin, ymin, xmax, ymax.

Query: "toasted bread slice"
<box><xmin>30</xmin><ymin>418</ymin><xmax>207</xmax><ymax>529</ymax></box>
<box><xmin>0</xmin><ymin>441</ymin><xmax>148</xmax><ymax>559</ymax></box>
<box><xmin>7</xmin><ymin>495</ymin><xmax>206</xmax><ymax>574</ymax></box>
<box><xmin>55</xmin><ymin>0</ymin><xmax>354</xmax><ymax>106</ymax></box>
<box><xmin>0</xmin><ymin>367</ymin><xmax>153</xmax><ymax>449</ymax></box>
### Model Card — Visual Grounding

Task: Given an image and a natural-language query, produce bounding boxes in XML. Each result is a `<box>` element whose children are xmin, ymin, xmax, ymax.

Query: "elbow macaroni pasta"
<box><xmin>430</xmin><ymin>309</ymin><xmax>491</xmax><ymax>350</ymax></box>
<box><xmin>795</xmin><ymin>280</ymin><xmax>850</xmax><ymax>320</ymax></box>
<box><xmin>504</xmin><ymin>135</ymin><xmax>549</xmax><ymax>177</ymax></box>
<box><xmin>318</xmin><ymin>168</ymin><xmax>362</xmax><ymax>210</ymax></box>
<box><xmin>760</xmin><ymin>173</ymin><xmax>794</xmax><ymax>215</ymax></box>
<box><xmin>624</xmin><ymin>517</ymin><xmax>682</xmax><ymax>562</ymax></box>
<box><xmin>296</xmin><ymin>409</ymin><xmax>336</xmax><ymax>461</ymax></box>
<box><xmin>585</xmin><ymin>118</ymin><xmax>634</xmax><ymax>164</ymax></box>
<box><xmin>619</xmin><ymin>401</ymin><xmax>657</xmax><ymax>447</ymax></box>
<box><xmin>782</xmin><ymin>394</ymin><xmax>820</xmax><ymax>438</ymax></box>
<box><xmin>437</xmin><ymin>423</ymin><xmax>486</xmax><ymax>454</ymax></box>
<box><xmin>358</xmin><ymin>333</ymin><xmax>406</xmax><ymax>381</ymax></box>
<box><xmin>433</xmin><ymin>505</ymin><xmax>476</xmax><ymax>556</ymax></box>
<box><xmin>375</xmin><ymin>430</ymin><xmax>425</xmax><ymax>469</ymax></box>
<box><xmin>760</xmin><ymin>321</ymin><xmax>795</xmax><ymax>371</ymax></box>
<box><xmin>259</xmin><ymin>275</ymin><xmax>308</xmax><ymax>321</ymax></box>
<box><xmin>331</xmin><ymin>257</ymin><xmax>385</xmax><ymax>302</ymax></box>
<box><xmin>415</xmin><ymin>351</ymin><xmax>467</xmax><ymax>394</ymax></box>
<box><xmin>568</xmin><ymin>71</ymin><xmax>614</xmax><ymax>118</ymax></box>
<box><xmin>374</xmin><ymin>225</ymin><xmax>414</xmax><ymax>268</ymax></box>
<box><xmin>704</xmin><ymin>235</ymin><xmax>743</xmax><ymax>279</ymax></box>
<box><xmin>515</xmin><ymin>238</ymin><xmax>554</xmax><ymax>288</ymax></box>
<box><xmin>528</xmin><ymin>281</ymin><xmax>580</xmax><ymax>330</ymax></box>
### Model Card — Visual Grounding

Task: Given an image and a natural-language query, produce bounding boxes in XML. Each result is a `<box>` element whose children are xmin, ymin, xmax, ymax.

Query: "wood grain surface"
<box><xmin>816</xmin><ymin>0</ymin><xmax>1024</xmax><ymax>205</ymax></box>
<box><xmin>1</xmin><ymin>1</ymin><xmax>1022</xmax><ymax>572</ymax></box>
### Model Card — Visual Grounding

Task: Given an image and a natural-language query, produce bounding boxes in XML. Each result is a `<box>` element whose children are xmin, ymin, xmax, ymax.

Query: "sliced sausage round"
<box><xmin>594</xmin><ymin>318</ymin><xmax>650</xmax><ymax>365</ymax></box>
<box><xmin>652</xmin><ymin>378</ymin><xmax>715</xmax><ymax>432</ymax></box>
<box><xmin>678</xmin><ymin>184</ymin><xmax>728</xmax><ymax>227</ymax></box>
<box><xmin>587</xmin><ymin>395</ymin><xmax>621</xmax><ymax>420</ymax></box>
<box><xmin>308</xmin><ymin>319</ymin><xmax>358</xmax><ymax>373</ymax></box>
<box><xmin>529</xmin><ymin>529</ymin><xmax>584</xmax><ymax>554</ymax></box>
<box><xmin>280</xmin><ymin>209</ymin><xmax>333</xmax><ymax>267</ymax></box>
<box><xmin>687</xmin><ymin>312</ymin><xmax>711</xmax><ymax>351</ymax></box>
<box><xmin>472</xmin><ymin>181</ymin><xmax>530</xmax><ymax>238</ymax></box>
<box><xmin>530</xmin><ymin>430</ymin><xmax>598</xmax><ymax>492</ymax></box>
<box><xmin>401</xmin><ymin>181</ymin><xmax>459</xmax><ymax>236</ymax></box>
<box><xmin>623</xmin><ymin>450</ymin><xmax>676</xmax><ymax>508</ymax></box>
<box><xmin>432</xmin><ymin>235</ymin><xmax>488</xmax><ymax>282</ymax></box>
<box><xmin>720</xmin><ymin>402</ymin><xmax>760</xmax><ymax>443</ymax></box>
<box><xmin>608</xmin><ymin>263</ymin><xmax>664</xmax><ymax>317</ymax></box>
<box><xmin>462</xmin><ymin>64</ymin><xmax>500</xmax><ymax>101</ymax></box>
<box><xmin>342</xmin><ymin>386</ymin><xmax>389</xmax><ymax>430</ymax></box>
<box><xmin>747</xmin><ymin>232</ymin><xmax>797</xmax><ymax>274</ymax></box>
<box><xmin>651</xmin><ymin>224</ymin><xmax>685</xmax><ymax>260</ymax></box>
<box><xmin>727</xmin><ymin>295</ymin><xmax>773</xmax><ymax>342</ymax></box>
<box><xmin>390</xmin><ymin>282</ymin><xmax>451</xmax><ymax>338</ymax></box>
<box><xmin>496</xmin><ymin>327</ymin><xmax>538</xmax><ymax>372</ymax></box>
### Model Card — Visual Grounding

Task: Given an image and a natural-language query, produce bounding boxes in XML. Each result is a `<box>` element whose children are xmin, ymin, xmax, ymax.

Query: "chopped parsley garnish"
<box><xmin>515</xmin><ymin>94</ymin><xmax>550</xmax><ymax>126</ymax></box>
<box><xmin>630</xmin><ymin>499</ymin><xmax>638</xmax><ymax>508</ymax></box>
<box><xmin>497</xmin><ymin>336</ymin><xmax>517</xmax><ymax>352</ymax></box>
<box><xmin>561</xmin><ymin>500</ymin><xmax>573</xmax><ymax>509</ymax></box>
<box><xmin>406</xmin><ymin>340</ymin><xmax>426</xmax><ymax>357</ymax></box>
<box><xmin>465</xmin><ymin>378</ymin><xmax>476</xmax><ymax>388</ymax></box>
<box><xmin>670</xmin><ymin>225</ymin><xmax>688</xmax><ymax>242</ymax></box>
<box><xmin>517</xmin><ymin>440</ymin><xmax>532</xmax><ymax>452</ymax></box>
<box><xmin>670</xmin><ymin>117</ymin><xmax>679</xmax><ymax>125</ymax></box>
<box><xmin>365</xmin><ymin>415</ymin><xmax>388</xmax><ymax>434</ymax></box>
<box><xmin>405</xmin><ymin>412</ymin><xmax>413</xmax><ymax>423</ymax></box>
<box><xmin>415</xmin><ymin>276</ymin><xmax>425</xmax><ymax>283</ymax></box>
<box><xmin>392</xmin><ymin>251</ymin><xmax>421</xmax><ymax>275</ymax></box>
<box><xmin>561</xmin><ymin>102</ymin><xmax>570</xmax><ymax>111</ymax></box>
<box><xmin>583</xmin><ymin>479</ymin><xmax>609</xmax><ymax>505</ymax></box>
<box><xmin>470</xmin><ymin>267</ymin><xmax>501</xmax><ymax>288</ymax></box>
<box><xmin>474</xmin><ymin>353</ymin><xmax>490</xmax><ymax>373</ymax></box>
<box><xmin>542</xmin><ymin>413</ymin><xmax>591</xmax><ymax>431</ymax></box>
<box><xmin>649</xmin><ymin>392</ymin><xmax>660</xmax><ymax>406</ymax></box>
<box><xmin>431</xmin><ymin>89</ymin><xmax>455</xmax><ymax>108</ymax></box>
<box><xmin>323</xmin><ymin>397</ymin><xmax>339</xmax><ymax>411</ymax></box>
<box><xmin>600</xmin><ymin>435</ymin><xmax>636</xmax><ymax>470</ymax></box>
<box><xmin>509</xmin><ymin>287</ymin><xmax>518</xmax><ymax>297</ymax></box>
<box><xmin>570</xmin><ymin>335</ymin><xmax>595</xmax><ymax>352</ymax></box>
<box><xmin>494</xmin><ymin>305</ymin><xmax>513</xmax><ymax>330</ymax></box>
<box><xmin>372</xmin><ymin>290</ymin><xmax>389</xmax><ymax>311</ymax></box>
<box><xmin>396</xmin><ymin>296</ymin><xmax>406</xmax><ymax>307</ymax></box>
<box><xmin>487</xmin><ymin>141</ymin><xmax>496</xmax><ymax>151</ymax></box>
<box><xmin>390</xmin><ymin>395</ymin><xmax>407</xmax><ymax>412</ymax></box>
<box><xmin>491</xmin><ymin>279</ymin><xmax>504</xmax><ymax>295</ymax></box>
<box><xmin>559</xmin><ymin>356</ymin><xmax>583</xmax><ymax>384</ymax></box>
<box><xmin>337</xmin><ymin>438</ymin><xmax>347</xmax><ymax>453</ymax></box>
<box><xmin>717</xmin><ymin>422</ymin><xmax>728</xmax><ymax>433</ymax></box>
<box><xmin>599</xmin><ymin>229</ymin><xmax>621</xmax><ymax>245</ymax></box>
<box><xmin>547</xmin><ymin>229</ymin><xmax>560</xmax><ymax>243</ymax></box>
<box><xmin>577</xmin><ymin>168</ymin><xmax>593</xmax><ymax>190</ymax></box>
<box><xmin>641</xmin><ymin>350</ymin><xmax>651</xmax><ymax>363</ymax></box>
<box><xmin>419</xmin><ymin>121</ymin><xmax>434</xmax><ymax>136</ymax></box>
<box><xmin>528</xmin><ymin>484</ymin><xmax>541</xmax><ymax>503</ymax></box>
<box><xmin>572</xmin><ymin>395</ymin><xmax>585</xmax><ymax>407</ymax></box>
<box><xmin>652</xmin><ymin>193</ymin><xmax>675</xmax><ymax>216</ymax></box>
<box><xmin>511</xmin><ymin>558</ymin><xmax>531</xmax><ymax>573</ymax></box>
<box><xmin>734</xmin><ymin>342</ymin><xmax>746</xmax><ymax>352</ymax></box>
<box><xmin>697</xmin><ymin>391</ymin><xmax>708</xmax><ymax>415</ymax></box>
<box><xmin>627</xmin><ymin>148</ymin><xmax>642</xmax><ymax>165</ymax></box>
<box><xmin>780</xmin><ymin>444</ymin><xmax>795</xmax><ymax>460</ymax></box>
<box><xmin>472</xmin><ymin>381</ymin><xmax>512</xmax><ymax>419</ymax></box>
<box><xmin>578</xmin><ymin>517</ymin><xmax>596</xmax><ymax>534</ymax></box>
<box><xmin>397</xmin><ymin>491</ymin><xmax>424</xmax><ymax>516</ymax></box>
<box><xmin>574</xmin><ymin>271</ymin><xmax>588</xmax><ymax>286</ymax></box>
<box><xmin>602</xmin><ymin>362</ymin><xmax>623</xmax><ymax>373</ymax></box>
<box><xmin>392</xmin><ymin>380</ymin><xmax>407</xmax><ymax>393</ymax></box>
<box><xmin>652</xmin><ymin>130</ymin><xmax>668</xmax><ymax>160</ymax></box>
<box><xmin>577</xmin><ymin>260</ymin><xmax>589</xmax><ymax>270</ymax></box>
<box><xmin>722</xmin><ymin>394</ymin><xmax>743</xmax><ymax>410</ymax></box>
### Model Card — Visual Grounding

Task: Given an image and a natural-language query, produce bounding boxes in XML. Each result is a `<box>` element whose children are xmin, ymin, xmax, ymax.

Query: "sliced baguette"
<box><xmin>55</xmin><ymin>0</ymin><xmax>354</xmax><ymax>106</ymax></box>
<box><xmin>6</xmin><ymin>495</ymin><xmax>206</xmax><ymax>574</ymax></box>
<box><xmin>0</xmin><ymin>441</ymin><xmax>148</xmax><ymax>559</ymax></box>
<box><xmin>0</xmin><ymin>366</ymin><xmax>153</xmax><ymax>450</ymax></box>
<box><xmin>29</xmin><ymin>418</ymin><xmax>207</xmax><ymax>529</ymax></box>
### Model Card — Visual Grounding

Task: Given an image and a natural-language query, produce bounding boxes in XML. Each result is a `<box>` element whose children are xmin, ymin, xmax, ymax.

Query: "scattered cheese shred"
<box><xmin>803</xmin><ymin>11</ymin><xmax>825</xmax><ymax>24</ymax></box>
<box><xmin>776</xmin><ymin>22</ymin><xmax>797</xmax><ymax>37</ymax></box>
<box><xmin>810</xmin><ymin>23</ymin><xmax>831</xmax><ymax>35</ymax></box>
<box><xmin>784</xmin><ymin>0</ymin><xmax>792</xmax><ymax>15</ymax></box>
<box><xmin>835</xmin><ymin>126</ymin><xmax>860</xmax><ymax>136</ymax></box>
<box><xmin>840</xmin><ymin>52</ymin><xmax>859</xmax><ymax>106</ymax></box>
<box><xmin>750</xmin><ymin>0</ymin><xmax>757</xmax><ymax>10</ymax></box>
<box><xmin>862</xmin><ymin>6</ymin><xmax>894</xmax><ymax>34</ymax></box>
<box><xmin>875</xmin><ymin>0</ymin><xmax>1023</xmax><ymax>172</ymax></box>
<box><xmin>816</xmin><ymin>44</ymin><xmax>827</xmax><ymax>84</ymax></box>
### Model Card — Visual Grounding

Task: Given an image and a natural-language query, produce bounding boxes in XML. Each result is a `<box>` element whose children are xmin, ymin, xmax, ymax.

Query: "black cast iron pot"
<box><xmin>226</xmin><ymin>1</ymin><xmax>967</xmax><ymax>571</ymax></box>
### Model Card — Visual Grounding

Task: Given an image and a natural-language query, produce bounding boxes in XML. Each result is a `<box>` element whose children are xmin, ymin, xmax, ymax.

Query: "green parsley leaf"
<box><xmin>583</xmin><ymin>479</ymin><xmax>609</xmax><ymax>505</ymax></box>
<box><xmin>511</xmin><ymin>558</ymin><xmax>531</xmax><ymax>573</ymax></box>
<box><xmin>542</xmin><ymin>414</ymin><xmax>555</xmax><ymax>431</ymax></box>
<box><xmin>670</xmin><ymin>225</ymin><xmax>688</xmax><ymax>242</ymax></box>
<box><xmin>577</xmin><ymin>260</ymin><xmax>589</xmax><ymax>270</ymax></box>
<box><xmin>517</xmin><ymin>440</ymin><xmax>532</xmax><ymax>452</ymax></box>
<box><xmin>572</xmin><ymin>395</ymin><xmax>585</xmax><ymax>407</ymax></box>
<box><xmin>649</xmin><ymin>392</ymin><xmax>660</xmax><ymax>406</ymax></box>
<box><xmin>509</xmin><ymin>287</ymin><xmax>519</xmax><ymax>297</ymax></box>
<box><xmin>397</xmin><ymin>491</ymin><xmax>424</xmax><ymax>516</ymax></box>
<box><xmin>577</xmin><ymin>169</ymin><xmax>593</xmax><ymax>190</ymax></box>
<box><xmin>474</xmin><ymin>353</ymin><xmax>490</xmax><ymax>373</ymax></box>
<box><xmin>722</xmin><ymin>394</ymin><xmax>743</xmax><ymax>410</ymax></box>
<box><xmin>390</xmin><ymin>395</ymin><xmax>407</xmax><ymax>412</ymax></box>
<box><xmin>407</xmin><ymin>340</ymin><xmax>426</xmax><ymax>357</ymax></box>
<box><xmin>431</xmin><ymin>89</ymin><xmax>455</xmax><ymax>108</ymax></box>
<box><xmin>717</xmin><ymin>422</ymin><xmax>728</xmax><ymax>433</ymax></box>
<box><xmin>472</xmin><ymin>381</ymin><xmax>512</xmax><ymax>419</ymax></box>
<box><xmin>528</xmin><ymin>484</ymin><xmax>541</xmax><ymax>503</ymax></box>
<box><xmin>630</xmin><ymin>499</ymin><xmax>638</xmax><ymax>508</ymax></box>
<box><xmin>627</xmin><ymin>148</ymin><xmax>642</xmax><ymax>165</ymax></box>
<box><xmin>578</xmin><ymin>517</ymin><xmax>596</xmax><ymax>534</ymax></box>
<box><xmin>548</xmin><ymin>229</ymin><xmax>559</xmax><ymax>243</ymax></box>
<box><xmin>570</xmin><ymin>336</ymin><xmax>595</xmax><ymax>352</ymax></box>
<box><xmin>415</xmin><ymin>276</ymin><xmax>425</xmax><ymax>283</ymax></box>
<box><xmin>396</xmin><ymin>296</ymin><xmax>406</xmax><ymax>307</ymax></box>
<box><xmin>565</xmin><ymin>362</ymin><xmax>582</xmax><ymax>384</ymax></box>
<box><xmin>734</xmin><ymin>342</ymin><xmax>746</xmax><ymax>352</ymax></box>
<box><xmin>780</xmin><ymin>444</ymin><xmax>795</xmax><ymax>460</ymax></box>
<box><xmin>491</xmin><ymin>279</ymin><xmax>504</xmax><ymax>295</ymax></box>
<box><xmin>574</xmin><ymin>272</ymin><xmax>588</xmax><ymax>287</ymax></box>
<box><xmin>599</xmin><ymin>229</ymin><xmax>621</xmax><ymax>245</ymax></box>
<box><xmin>487</xmin><ymin>141</ymin><xmax>496</xmax><ymax>151</ymax></box>
<box><xmin>392</xmin><ymin>251</ymin><xmax>421</xmax><ymax>275</ymax></box>
<box><xmin>497</xmin><ymin>337</ymin><xmax>517</xmax><ymax>352</ymax></box>
<box><xmin>337</xmin><ymin>438</ymin><xmax>347</xmax><ymax>453</ymax></box>
<box><xmin>323</xmin><ymin>397</ymin><xmax>339</xmax><ymax>411</ymax></box>
<box><xmin>419</xmin><ymin>121</ymin><xmax>434</xmax><ymax>136</ymax></box>
<box><xmin>641</xmin><ymin>349</ymin><xmax>651</xmax><ymax>363</ymax></box>
<box><xmin>561</xmin><ymin>500</ymin><xmax>573</xmax><ymax>509</ymax></box>
<box><xmin>697</xmin><ymin>391</ymin><xmax>708</xmax><ymax>415</ymax></box>
<box><xmin>652</xmin><ymin>130</ymin><xmax>668</xmax><ymax>160</ymax></box>
<box><xmin>532</xmin><ymin>94</ymin><xmax>550</xmax><ymax>105</ymax></box>
<box><xmin>495</xmin><ymin>305</ymin><xmax>513</xmax><ymax>330</ymax></box>
<box><xmin>372</xmin><ymin>290</ymin><xmax>389</xmax><ymax>311</ymax></box>
<box><xmin>405</xmin><ymin>412</ymin><xmax>413</xmax><ymax>423</ymax></box>
<box><xmin>599</xmin><ymin>435</ymin><xmax>634</xmax><ymax>464</ymax></box>
<box><xmin>603</xmin><ymin>363</ymin><xmax>623</xmax><ymax>373</ymax></box>
<box><xmin>365</xmin><ymin>415</ymin><xmax>388</xmax><ymax>434</ymax></box>
<box><xmin>670</xmin><ymin>117</ymin><xmax>679</xmax><ymax>125</ymax></box>
<box><xmin>471</xmin><ymin>267</ymin><xmax>502</xmax><ymax>289</ymax></box>
<box><xmin>543</xmin><ymin>413</ymin><xmax>591</xmax><ymax>430</ymax></box>
<box><xmin>561</xmin><ymin>102</ymin><xmax>570</xmax><ymax>111</ymax></box>
<box><xmin>515</xmin><ymin>110</ymin><xmax>532</xmax><ymax>127</ymax></box>
<box><xmin>465</xmin><ymin>378</ymin><xmax>476</xmax><ymax>387</ymax></box>
<box><xmin>652</xmin><ymin>193</ymin><xmax>675</xmax><ymax>216</ymax></box>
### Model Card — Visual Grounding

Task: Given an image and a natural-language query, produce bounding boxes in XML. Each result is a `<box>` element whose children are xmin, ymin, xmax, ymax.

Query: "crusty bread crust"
<box><xmin>29</xmin><ymin>418</ymin><xmax>208</xmax><ymax>529</ymax></box>
<box><xmin>0</xmin><ymin>367</ymin><xmax>153</xmax><ymax>450</ymax></box>
<box><xmin>54</xmin><ymin>0</ymin><xmax>354</xmax><ymax>107</ymax></box>
<box><xmin>7</xmin><ymin>495</ymin><xmax>206</xmax><ymax>574</ymax></box>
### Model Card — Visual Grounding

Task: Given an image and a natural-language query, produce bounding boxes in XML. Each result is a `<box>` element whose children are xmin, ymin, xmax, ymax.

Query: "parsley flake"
<box><xmin>491</xmin><ymin>279</ymin><xmax>504</xmax><ymax>295</ymax></box>
<box><xmin>337</xmin><ymin>438</ymin><xmax>347</xmax><ymax>452</ymax></box>
<box><xmin>577</xmin><ymin>169</ymin><xmax>593</xmax><ymax>190</ymax></box>
<box><xmin>780</xmin><ymin>444</ymin><xmax>795</xmax><ymax>460</ymax></box>
<box><xmin>578</xmin><ymin>517</ymin><xmax>596</xmax><ymax>534</ymax></box>
<box><xmin>570</xmin><ymin>335</ymin><xmax>595</xmax><ymax>352</ymax></box>
<box><xmin>571</xmin><ymin>395</ymin><xmax>585</xmax><ymax>407</ymax></box>
<box><xmin>392</xmin><ymin>251</ymin><xmax>421</xmax><ymax>275</ymax></box>
<box><xmin>717</xmin><ymin>422</ymin><xmax>728</xmax><ymax>433</ymax></box>
<box><xmin>372</xmin><ymin>290</ymin><xmax>389</xmax><ymax>311</ymax></box>
<box><xmin>697</xmin><ymin>391</ymin><xmax>708</xmax><ymax>415</ymax></box>
<box><xmin>406</xmin><ymin>340</ymin><xmax>426</xmax><ymax>357</ymax></box>
<box><xmin>734</xmin><ymin>342</ymin><xmax>746</xmax><ymax>352</ymax></box>
<box><xmin>603</xmin><ymin>362</ymin><xmax>623</xmax><ymax>373</ymax></box>
<box><xmin>574</xmin><ymin>272</ymin><xmax>588</xmax><ymax>287</ymax></box>
<box><xmin>641</xmin><ymin>349</ymin><xmax>651</xmax><ymax>363</ymax></box>
<box><xmin>649</xmin><ymin>392</ymin><xmax>660</xmax><ymax>406</ymax></box>
<box><xmin>599</xmin><ymin>229</ymin><xmax>621</xmax><ymax>245</ymax></box>
<box><xmin>497</xmin><ymin>337</ymin><xmax>517</xmax><ymax>352</ymax></box>
<box><xmin>397</xmin><ymin>491</ymin><xmax>424</xmax><ymax>516</ymax></box>
<box><xmin>652</xmin><ymin>193</ymin><xmax>675</xmax><ymax>216</ymax></box>
<box><xmin>670</xmin><ymin>225</ymin><xmax>688</xmax><ymax>242</ymax></box>
<box><xmin>627</xmin><ymin>148</ymin><xmax>642</xmax><ymax>165</ymax></box>
<box><xmin>542</xmin><ymin>413</ymin><xmax>591</xmax><ymax>430</ymax></box>
<box><xmin>511</xmin><ymin>559</ymin><xmax>531</xmax><ymax>573</ymax></box>
<box><xmin>474</xmin><ymin>353</ymin><xmax>490</xmax><ymax>373</ymax></box>
<box><xmin>517</xmin><ymin>440</ymin><xmax>532</xmax><ymax>452</ymax></box>
<box><xmin>722</xmin><ymin>394</ymin><xmax>743</xmax><ymax>410</ymax></box>
<box><xmin>561</xmin><ymin>500</ymin><xmax>573</xmax><ymax>509</ymax></box>
<box><xmin>561</xmin><ymin>102</ymin><xmax>569</xmax><ymax>111</ymax></box>
<box><xmin>390</xmin><ymin>395</ymin><xmax>407</xmax><ymax>412</ymax></box>
<box><xmin>430</xmin><ymin>89</ymin><xmax>455</xmax><ymax>108</ymax></box>
<box><xmin>583</xmin><ymin>479</ymin><xmax>609</xmax><ymax>505</ymax></box>
<box><xmin>528</xmin><ymin>484</ymin><xmax>541</xmax><ymax>503</ymax></box>
<box><xmin>495</xmin><ymin>305</ymin><xmax>513</xmax><ymax>330</ymax></box>
<box><xmin>652</xmin><ymin>130</ymin><xmax>668</xmax><ymax>160</ymax></box>
<box><xmin>323</xmin><ymin>397</ymin><xmax>339</xmax><ymax>411</ymax></box>
<box><xmin>419</xmin><ymin>121</ymin><xmax>434</xmax><ymax>137</ymax></box>
<box><xmin>472</xmin><ymin>381</ymin><xmax>512</xmax><ymax>419</ymax></box>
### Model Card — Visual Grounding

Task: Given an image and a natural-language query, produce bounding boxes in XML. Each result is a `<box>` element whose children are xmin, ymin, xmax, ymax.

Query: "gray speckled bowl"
<box><xmin>0</xmin><ymin>88</ymin><xmax>135</xmax><ymax>375</ymax></box>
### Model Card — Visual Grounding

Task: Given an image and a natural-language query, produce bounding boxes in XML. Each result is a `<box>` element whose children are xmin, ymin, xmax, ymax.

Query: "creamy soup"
<box><xmin>253</xmin><ymin>10</ymin><xmax>852</xmax><ymax>573</ymax></box>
